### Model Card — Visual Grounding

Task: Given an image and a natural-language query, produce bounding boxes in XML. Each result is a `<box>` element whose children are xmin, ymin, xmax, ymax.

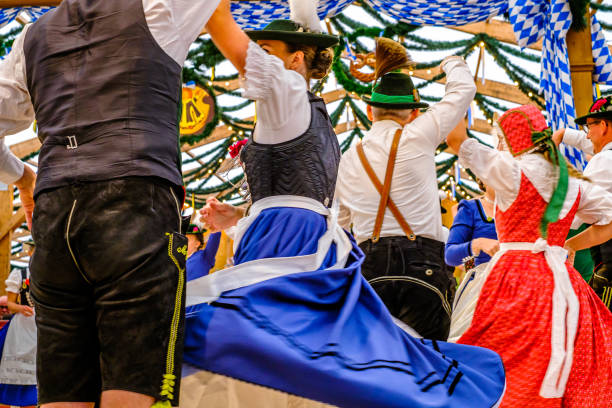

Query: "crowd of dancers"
<box><xmin>0</xmin><ymin>0</ymin><xmax>608</xmax><ymax>407</ymax></box>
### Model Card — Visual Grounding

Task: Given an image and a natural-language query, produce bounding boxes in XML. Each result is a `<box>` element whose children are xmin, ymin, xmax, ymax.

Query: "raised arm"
<box><xmin>409</xmin><ymin>56</ymin><xmax>476</xmax><ymax>150</ymax></box>
<box><xmin>0</xmin><ymin>26</ymin><xmax>37</xmax><ymax>228</ymax></box>
<box><xmin>205</xmin><ymin>0</ymin><xmax>250</xmax><ymax>75</ymax></box>
<box><xmin>552</xmin><ymin>128</ymin><xmax>594</xmax><ymax>156</ymax></box>
<box><xmin>447</xmin><ymin>123</ymin><xmax>520</xmax><ymax>210</ymax></box>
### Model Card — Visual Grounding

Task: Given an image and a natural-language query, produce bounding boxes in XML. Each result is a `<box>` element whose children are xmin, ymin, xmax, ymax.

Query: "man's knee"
<box><xmin>100</xmin><ymin>390</ymin><xmax>155</xmax><ymax>408</ymax></box>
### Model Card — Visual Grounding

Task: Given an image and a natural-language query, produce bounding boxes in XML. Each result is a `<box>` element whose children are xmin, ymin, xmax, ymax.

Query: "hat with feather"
<box><xmin>246</xmin><ymin>0</ymin><xmax>338</xmax><ymax>48</ymax></box>
<box><xmin>361</xmin><ymin>37</ymin><xmax>429</xmax><ymax>110</ymax></box>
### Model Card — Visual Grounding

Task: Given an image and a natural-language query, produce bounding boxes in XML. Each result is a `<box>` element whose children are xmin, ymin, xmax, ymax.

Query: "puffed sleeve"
<box><xmin>241</xmin><ymin>41</ymin><xmax>310</xmax><ymax>144</ymax></box>
<box><xmin>458</xmin><ymin>138</ymin><xmax>520</xmax><ymax>211</ymax></box>
<box><xmin>445</xmin><ymin>200</ymin><xmax>475</xmax><ymax>266</ymax></box>
<box><xmin>5</xmin><ymin>269</ymin><xmax>22</xmax><ymax>294</ymax></box>
<box><xmin>576</xmin><ymin>180</ymin><xmax>612</xmax><ymax>226</ymax></box>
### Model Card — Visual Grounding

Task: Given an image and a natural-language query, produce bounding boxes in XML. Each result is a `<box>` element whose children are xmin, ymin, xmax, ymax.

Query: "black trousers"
<box><xmin>590</xmin><ymin>239</ymin><xmax>612</xmax><ymax>311</ymax></box>
<box><xmin>359</xmin><ymin>236</ymin><xmax>455</xmax><ymax>341</ymax></box>
<box><xmin>30</xmin><ymin>177</ymin><xmax>187</xmax><ymax>404</ymax></box>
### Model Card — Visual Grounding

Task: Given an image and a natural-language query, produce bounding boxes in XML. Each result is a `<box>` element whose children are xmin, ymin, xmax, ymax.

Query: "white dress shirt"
<box><xmin>242</xmin><ymin>41</ymin><xmax>311</xmax><ymax>144</ymax></box>
<box><xmin>0</xmin><ymin>0</ymin><xmax>221</xmax><ymax>183</ymax></box>
<box><xmin>335</xmin><ymin>58</ymin><xmax>476</xmax><ymax>244</ymax></box>
<box><xmin>562</xmin><ymin>129</ymin><xmax>612</xmax><ymax>194</ymax></box>
<box><xmin>458</xmin><ymin>138</ymin><xmax>612</xmax><ymax>227</ymax></box>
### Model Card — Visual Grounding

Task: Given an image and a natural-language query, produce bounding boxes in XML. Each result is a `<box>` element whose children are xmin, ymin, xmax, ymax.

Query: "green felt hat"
<box><xmin>575</xmin><ymin>97</ymin><xmax>612</xmax><ymax>125</ymax></box>
<box><xmin>246</xmin><ymin>20</ymin><xmax>339</xmax><ymax>48</ymax></box>
<box><xmin>362</xmin><ymin>72</ymin><xmax>429</xmax><ymax>110</ymax></box>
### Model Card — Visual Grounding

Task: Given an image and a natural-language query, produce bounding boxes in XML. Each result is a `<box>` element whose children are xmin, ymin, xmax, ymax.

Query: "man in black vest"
<box><xmin>0</xmin><ymin>0</ymin><xmax>222</xmax><ymax>406</ymax></box>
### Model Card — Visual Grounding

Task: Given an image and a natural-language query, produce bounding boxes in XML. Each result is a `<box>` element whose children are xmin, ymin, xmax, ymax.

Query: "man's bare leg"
<box><xmin>101</xmin><ymin>390</ymin><xmax>155</xmax><ymax>408</ymax></box>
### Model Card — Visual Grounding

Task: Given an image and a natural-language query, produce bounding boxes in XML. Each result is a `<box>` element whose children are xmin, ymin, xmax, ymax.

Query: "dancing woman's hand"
<box><xmin>471</xmin><ymin>237</ymin><xmax>500</xmax><ymax>257</ymax></box>
<box><xmin>199</xmin><ymin>197</ymin><xmax>245</xmax><ymax>232</ymax></box>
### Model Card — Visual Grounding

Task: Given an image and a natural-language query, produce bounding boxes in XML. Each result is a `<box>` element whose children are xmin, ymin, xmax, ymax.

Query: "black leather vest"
<box><xmin>240</xmin><ymin>92</ymin><xmax>340</xmax><ymax>207</ymax></box>
<box><xmin>24</xmin><ymin>0</ymin><xmax>183</xmax><ymax>197</ymax></box>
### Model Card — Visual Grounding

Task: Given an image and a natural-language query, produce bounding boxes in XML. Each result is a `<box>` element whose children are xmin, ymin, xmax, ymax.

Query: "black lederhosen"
<box><xmin>30</xmin><ymin>177</ymin><xmax>187</xmax><ymax>405</ymax></box>
<box><xmin>359</xmin><ymin>236</ymin><xmax>456</xmax><ymax>341</ymax></box>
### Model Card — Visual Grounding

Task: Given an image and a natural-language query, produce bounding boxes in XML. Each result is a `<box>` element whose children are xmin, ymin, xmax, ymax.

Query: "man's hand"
<box><xmin>14</xmin><ymin>165</ymin><xmax>36</xmax><ymax>230</ymax></box>
<box><xmin>552</xmin><ymin>128</ymin><xmax>565</xmax><ymax>146</ymax></box>
<box><xmin>471</xmin><ymin>237</ymin><xmax>500</xmax><ymax>257</ymax></box>
<box><xmin>199</xmin><ymin>197</ymin><xmax>245</xmax><ymax>232</ymax></box>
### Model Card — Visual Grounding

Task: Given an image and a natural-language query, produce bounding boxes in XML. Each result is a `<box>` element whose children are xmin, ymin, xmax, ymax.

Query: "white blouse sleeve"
<box><xmin>458</xmin><ymin>138</ymin><xmax>521</xmax><ymax>211</ymax></box>
<box><xmin>5</xmin><ymin>269</ymin><xmax>22</xmax><ymax>294</ymax></box>
<box><xmin>241</xmin><ymin>41</ymin><xmax>310</xmax><ymax>144</ymax></box>
<box><xmin>576</xmin><ymin>180</ymin><xmax>612</xmax><ymax>226</ymax></box>
<box><xmin>406</xmin><ymin>57</ymin><xmax>476</xmax><ymax>151</ymax></box>
<box><xmin>562</xmin><ymin>129</ymin><xmax>593</xmax><ymax>156</ymax></box>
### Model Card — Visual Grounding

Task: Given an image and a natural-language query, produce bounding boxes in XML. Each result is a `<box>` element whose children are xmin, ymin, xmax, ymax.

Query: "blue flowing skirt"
<box><xmin>184</xmin><ymin>207</ymin><xmax>505</xmax><ymax>408</ymax></box>
<box><xmin>0</xmin><ymin>318</ymin><xmax>37</xmax><ymax>406</ymax></box>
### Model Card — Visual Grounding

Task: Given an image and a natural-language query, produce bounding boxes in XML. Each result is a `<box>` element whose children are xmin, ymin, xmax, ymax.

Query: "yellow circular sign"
<box><xmin>180</xmin><ymin>85</ymin><xmax>215</xmax><ymax>136</ymax></box>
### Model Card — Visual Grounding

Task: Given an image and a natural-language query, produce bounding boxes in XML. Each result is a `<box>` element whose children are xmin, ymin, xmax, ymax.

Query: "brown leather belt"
<box><xmin>356</xmin><ymin>129</ymin><xmax>416</xmax><ymax>242</ymax></box>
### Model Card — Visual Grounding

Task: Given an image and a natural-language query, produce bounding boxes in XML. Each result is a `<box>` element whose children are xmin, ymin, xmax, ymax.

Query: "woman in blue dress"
<box><xmin>185</xmin><ymin>224</ymin><xmax>222</xmax><ymax>282</ymax></box>
<box><xmin>445</xmin><ymin>183</ymin><xmax>499</xmax><ymax>341</ymax></box>
<box><xmin>180</xmin><ymin>1</ymin><xmax>506</xmax><ymax>407</ymax></box>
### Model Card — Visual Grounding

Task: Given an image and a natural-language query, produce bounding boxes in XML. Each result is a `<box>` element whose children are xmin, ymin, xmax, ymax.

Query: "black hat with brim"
<box><xmin>246</xmin><ymin>19</ymin><xmax>339</xmax><ymax>48</ymax></box>
<box><xmin>362</xmin><ymin>72</ymin><xmax>429</xmax><ymax>110</ymax></box>
<box><xmin>575</xmin><ymin>97</ymin><xmax>612</xmax><ymax>125</ymax></box>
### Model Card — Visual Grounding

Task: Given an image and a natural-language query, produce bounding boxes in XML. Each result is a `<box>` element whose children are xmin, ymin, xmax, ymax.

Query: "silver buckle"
<box><xmin>66</xmin><ymin>135</ymin><xmax>78</xmax><ymax>150</ymax></box>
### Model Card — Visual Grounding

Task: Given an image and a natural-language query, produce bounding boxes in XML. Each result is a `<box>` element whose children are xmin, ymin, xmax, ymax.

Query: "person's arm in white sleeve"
<box><xmin>560</xmin><ymin>128</ymin><xmax>594</xmax><ymax>156</ymax></box>
<box><xmin>447</xmin><ymin>123</ymin><xmax>520</xmax><ymax>210</ymax></box>
<box><xmin>406</xmin><ymin>56</ymin><xmax>476</xmax><ymax>150</ymax></box>
<box><xmin>566</xmin><ymin>181</ymin><xmax>612</xmax><ymax>253</ymax></box>
<box><xmin>0</xmin><ymin>25</ymin><xmax>36</xmax><ymax>228</ymax></box>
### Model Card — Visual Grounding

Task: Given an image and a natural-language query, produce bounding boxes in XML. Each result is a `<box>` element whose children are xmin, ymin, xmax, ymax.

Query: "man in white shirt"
<box><xmin>553</xmin><ymin>96</ymin><xmax>612</xmax><ymax>310</ymax></box>
<box><xmin>335</xmin><ymin>39</ymin><xmax>476</xmax><ymax>340</ymax></box>
<box><xmin>0</xmin><ymin>0</ymin><xmax>221</xmax><ymax>406</ymax></box>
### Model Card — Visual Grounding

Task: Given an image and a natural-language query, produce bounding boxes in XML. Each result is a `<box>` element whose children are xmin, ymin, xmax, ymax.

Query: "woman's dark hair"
<box><xmin>286</xmin><ymin>42</ymin><xmax>334</xmax><ymax>80</ymax></box>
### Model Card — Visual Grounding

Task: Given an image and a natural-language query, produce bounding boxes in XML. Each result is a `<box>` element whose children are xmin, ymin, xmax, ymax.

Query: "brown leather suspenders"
<box><xmin>356</xmin><ymin>129</ymin><xmax>416</xmax><ymax>242</ymax></box>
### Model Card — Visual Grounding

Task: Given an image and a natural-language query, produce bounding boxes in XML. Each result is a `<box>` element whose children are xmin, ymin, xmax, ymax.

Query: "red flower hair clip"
<box><xmin>591</xmin><ymin>97</ymin><xmax>609</xmax><ymax>113</ymax></box>
<box><xmin>229</xmin><ymin>139</ymin><xmax>248</xmax><ymax>158</ymax></box>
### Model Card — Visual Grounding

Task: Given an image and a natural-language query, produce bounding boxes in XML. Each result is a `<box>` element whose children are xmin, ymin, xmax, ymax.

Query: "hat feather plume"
<box><xmin>289</xmin><ymin>0</ymin><xmax>322</xmax><ymax>33</ymax></box>
<box><xmin>374</xmin><ymin>37</ymin><xmax>414</xmax><ymax>80</ymax></box>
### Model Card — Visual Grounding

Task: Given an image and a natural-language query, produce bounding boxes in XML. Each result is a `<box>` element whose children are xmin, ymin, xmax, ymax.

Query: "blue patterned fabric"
<box><xmin>506</xmin><ymin>0</ymin><xmax>612</xmax><ymax>171</ymax></box>
<box><xmin>0</xmin><ymin>319</ymin><xmax>37</xmax><ymax>406</ymax></box>
<box><xmin>591</xmin><ymin>14</ymin><xmax>612</xmax><ymax>86</ymax></box>
<box><xmin>366</xmin><ymin>0</ymin><xmax>507</xmax><ymax>26</ymax></box>
<box><xmin>184</xmin><ymin>207</ymin><xmax>506</xmax><ymax>407</ymax></box>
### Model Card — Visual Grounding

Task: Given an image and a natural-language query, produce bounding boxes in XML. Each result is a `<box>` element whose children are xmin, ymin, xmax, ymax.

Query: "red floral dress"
<box><xmin>458</xmin><ymin>173</ymin><xmax>612</xmax><ymax>407</ymax></box>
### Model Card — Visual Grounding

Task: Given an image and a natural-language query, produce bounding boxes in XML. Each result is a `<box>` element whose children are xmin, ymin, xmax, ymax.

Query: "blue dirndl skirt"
<box><xmin>184</xmin><ymin>206</ymin><xmax>505</xmax><ymax>408</ymax></box>
<box><xmin>0</xmin><ymin>317</ymin><xmax>37</xmax><ymax>406</ymax></box>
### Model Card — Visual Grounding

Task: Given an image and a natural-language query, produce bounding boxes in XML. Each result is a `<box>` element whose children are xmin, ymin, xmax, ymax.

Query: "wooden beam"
<box><xmin>411</xmin><ymin>68</ymin><xmax>540</xmax><ymax>106</ymax></box>
<box><xmin>0</xmin><ymin>207</ymin><xmax>24</xmax><ymax>242</ymax></box>
<box><xmin>9</xmin><ymin>137</ymin><xmax>40</xmax><ymax>159</ymax></box>
<box><xmin>567</xmin><ymin>9</ymin><xmax>594</xmax><ymax>119</ymax></box>
<box><xmin>452</xmin><ymin>20</ymin><xmax>542</xmax><ymax>51</ymax></box>
<box><xmin>454</xmin><ymin>19</ymin><xmax>612</xmax><ymax>54</ymax></box>
<box><xmin>0</xmin><ymin>187</ymin><xmax>13</xmax><ymax>296</ymax></box>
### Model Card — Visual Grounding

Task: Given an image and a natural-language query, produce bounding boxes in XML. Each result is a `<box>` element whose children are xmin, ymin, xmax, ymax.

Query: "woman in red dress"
<box><xmin>446</xmin><ymin>104</ymin><xmax>612</xmax><ymax>407</ymax></box>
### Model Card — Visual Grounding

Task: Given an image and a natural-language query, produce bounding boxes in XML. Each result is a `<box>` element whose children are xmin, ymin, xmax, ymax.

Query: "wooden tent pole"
<box><xmin>0</xmin><ymin>185</ymin><xmax>13</xmax><ymax>296</ymax></box>
<box><xmin>566</xmin><ymin>9</ymin><xmax>595</xmax><ymax>118</ymax></box>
